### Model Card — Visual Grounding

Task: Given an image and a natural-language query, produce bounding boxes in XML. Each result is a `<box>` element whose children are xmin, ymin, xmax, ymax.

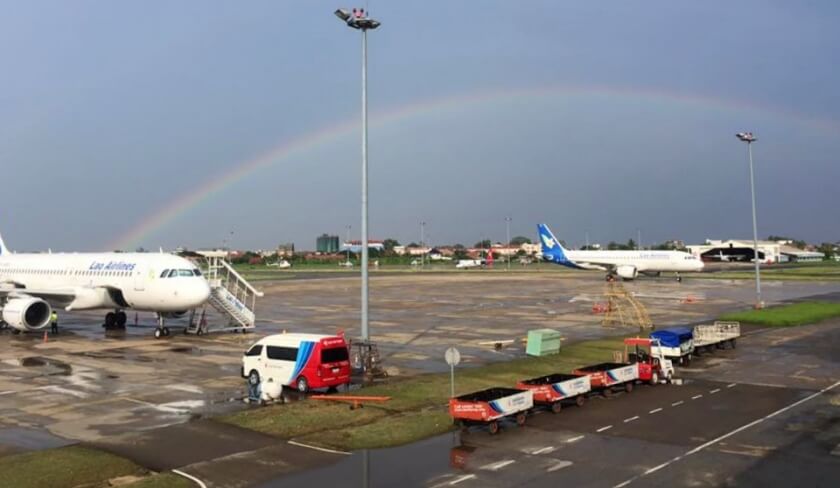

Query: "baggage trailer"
<box><xmin>573</xmin><ymin>362</ymin><xmax>639</xmax><ymax>397</ymax></box>
<box><xmin>649</xmin><ymin>327</ymin><xmax>695</xmax><ymax>365</ymax></box>
<box><xmin>516</xmin><ymin>374</ymin><xmax>591</xmax><ymax>413</ymax></box>
<box><xmin>693</xmin><ymin>321</ymin><xmax>740</xmax><ymax>355</ymax></box>
<box><xmin>449</xmin><ymin>387</ymin><xmax>534</xmax><ymax>435</ymax></box>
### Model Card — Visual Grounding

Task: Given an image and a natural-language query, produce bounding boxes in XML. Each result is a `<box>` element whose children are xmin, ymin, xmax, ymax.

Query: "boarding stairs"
<box><xmin>190</xmin><ymin>255</ymin><xmax>263</xmax><ymax>333</ymax></box>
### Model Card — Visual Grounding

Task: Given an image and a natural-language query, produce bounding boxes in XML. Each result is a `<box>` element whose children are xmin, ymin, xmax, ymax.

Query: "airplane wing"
<box><xmin>0</xmin><ymin>287</ymin><xmax>77</xmax><ymax>304</ymax></box>
<box><xmin>571</xmin><ymin>261</ymin><xmax>609</xmax><ymax>271</ymax></box>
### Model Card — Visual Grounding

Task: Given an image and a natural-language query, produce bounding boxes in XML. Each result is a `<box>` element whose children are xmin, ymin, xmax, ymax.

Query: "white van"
<box><xmin>241</xmin><ymin>333</ymin><xmax>351</xmax><ymax>393</ymax></box>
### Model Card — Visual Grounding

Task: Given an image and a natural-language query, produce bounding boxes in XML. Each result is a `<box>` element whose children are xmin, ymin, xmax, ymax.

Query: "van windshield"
<box><xmin>245</xmin><ymin>345</ymin><xmax>262</xmax><ymax>357</ymax></box>
<box><xmin>321</xmin><ymin>347</ymin><xmax>349</xmax><ymax>363</ymax></box>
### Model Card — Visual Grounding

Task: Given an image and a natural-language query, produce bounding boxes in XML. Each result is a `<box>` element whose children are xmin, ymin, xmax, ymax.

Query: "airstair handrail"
<box><xmin>219</xmin><ymin>259</ymin><xmax>264</xmax><ymax>297</ymax></box>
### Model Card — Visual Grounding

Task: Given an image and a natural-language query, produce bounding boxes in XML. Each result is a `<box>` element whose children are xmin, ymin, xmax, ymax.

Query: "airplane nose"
<box><xmin>191</xmin><ymin>280</ymin><xmax>211</xmax><ymax>307</ymax></box>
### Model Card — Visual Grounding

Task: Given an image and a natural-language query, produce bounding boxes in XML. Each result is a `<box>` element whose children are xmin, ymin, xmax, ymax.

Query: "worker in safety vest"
<box><xmin>50</xmin><ymin>311</ymin><xmax>59</xmax><ymax>334</ymax></box>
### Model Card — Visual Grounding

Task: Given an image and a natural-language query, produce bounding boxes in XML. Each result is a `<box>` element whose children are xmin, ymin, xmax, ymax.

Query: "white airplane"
<box><xmin>0</xmin><ymin>233</ymin><xmax>210</xmax><ymax>338</ymax></box>
<box><xmin>538</xmin><ymin>224</ymin><xmax>704</xmax><ymax>281</ymax></box>
<box><xmin>455</xmin><ymin>259</ymin><xmax>484</xmax><ymax>269</ymax></box>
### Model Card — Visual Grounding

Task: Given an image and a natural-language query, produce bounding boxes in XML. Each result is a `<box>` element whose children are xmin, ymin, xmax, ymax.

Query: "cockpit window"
<box><xmin>160</xmin><ymin>269</ymin><xmax>170</xmax><ymax>278</ymax></box>
<box><xmin>168</xmin><ymin>269</ymin><xmax>179</xmax><ymax>278</ymax></box>
<box><xmin>178</xmin><ymin>269</ymin><xmax>194</xmax><ymax>277</ymax></box>
<box><xmin>193</xmin><ymin>268</ymin><xmax>202</xmax><ymax>276</ymax></box>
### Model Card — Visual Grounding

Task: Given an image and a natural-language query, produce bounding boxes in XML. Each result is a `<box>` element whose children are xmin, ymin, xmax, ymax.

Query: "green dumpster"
<box><xmin>526</xmin><ymin>328</ymin><xmax>562</xmax><ymax>357</ymax></box>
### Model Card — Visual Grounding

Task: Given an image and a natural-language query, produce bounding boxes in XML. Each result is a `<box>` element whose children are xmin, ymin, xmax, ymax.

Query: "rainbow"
<box><xmin>108</xmin><ymin>84</ymin><xmax>840</xmax><ymax>250</ymax></box>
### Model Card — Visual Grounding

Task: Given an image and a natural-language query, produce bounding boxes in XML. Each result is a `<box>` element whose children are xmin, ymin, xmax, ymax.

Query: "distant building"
<box><xmin>277</xmin><ymin>243</ymin><xmax>295</xmax><ymax>257</ymax></box>
<box><xmin>341</xmin><ymin>240</ymin><xmax>385</xmax><ymax>253</ymax></box>
<box><xmin>687</xmin><ymin>239</ymin><xmax>782</xmax><ymax>263</ymax></box>
<box><xmin>316</xmin><ymin>234</ymin><xmax>340</xmax><ymax>253</ymax></box>
<box><xmin>779</xmin><ymin>246</ymin><xmax>824</xmax><ymax>263</ymax></box>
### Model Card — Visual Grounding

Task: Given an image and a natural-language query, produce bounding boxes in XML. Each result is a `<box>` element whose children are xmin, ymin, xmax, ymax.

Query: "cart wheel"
<box><xmin>602</xmin><ymin>388</ymin><xmax>613</xmax><ymax>398</ymax></box>
<box><xmin>551</xmin><ymin>402</ymin><xmax>563</xmax><ymax>414</ymax></box>
<box><xmin>625</xmin><ymin>382</ymin><xmax>634</xmax><ymax>393</ymax></box>
<box><xmin>576</xmin><ymin>395</ymin><xmax>586</xmax><ymax>407</ymax></box>
<box><xmin>516</xmin><ymin>413</ymin><xmax>526</xmax><ymax>426</ymax></box>
<box><xmin>488</xmin><ymin>420</ymin><xmax>500</xmax><ymax>435</ymax></box>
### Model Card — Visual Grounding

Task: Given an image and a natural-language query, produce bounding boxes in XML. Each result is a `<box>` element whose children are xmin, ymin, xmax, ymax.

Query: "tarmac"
<box><xmin>0</xmin><ymin>272</ymin><xmax>837</xmax><ymax>486</ymax></box>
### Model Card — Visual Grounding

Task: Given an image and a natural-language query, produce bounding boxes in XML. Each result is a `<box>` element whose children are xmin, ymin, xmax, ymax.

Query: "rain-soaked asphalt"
<box><xmin>0</xmin><ymin>272</ymin><xmax>837</xmax><ymax>486</ymax></box>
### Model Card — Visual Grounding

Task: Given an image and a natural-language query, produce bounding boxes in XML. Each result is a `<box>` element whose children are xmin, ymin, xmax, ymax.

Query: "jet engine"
<box><xmin>161</xmin><ymin>311</ymin><xmax>188</xmax><ymax>319</ymax></box>
<box><xmin>615</xmin><ymin>265</ymin><xmax>638</xmax><ymax>280</ymax></box>
<box><xmin>2</xmin><ymin>297</ymin><xmax>52</xmax><ymax>331</ymax></box>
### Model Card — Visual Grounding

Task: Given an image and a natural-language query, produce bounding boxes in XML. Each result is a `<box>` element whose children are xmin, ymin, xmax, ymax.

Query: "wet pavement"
<box><xmin>0</xmin><ymin>272</ymin><xmax>836</xmax><ymax>487</ymax></box>
<box><xmin>258</xmin><ymin>320</ymin><xmax>840</xmax><ymax>488</ymax></box>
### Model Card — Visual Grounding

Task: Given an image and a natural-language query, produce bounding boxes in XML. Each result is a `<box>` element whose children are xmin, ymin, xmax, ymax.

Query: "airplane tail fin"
<box><xmin>537</xmin><ymin>223</ymin><xmax>568</xmax><ymax>261</ymax></box>
<box><xmin>0</xmin><ymin>233</ymin><xmax>7</xmax><ymax>255</ymax></box>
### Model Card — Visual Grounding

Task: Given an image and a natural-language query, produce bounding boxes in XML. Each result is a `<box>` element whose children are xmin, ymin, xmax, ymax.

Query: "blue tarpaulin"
<box><xmin>650</xmin><ymin>327</ymin><xmax>693</xmax><ymax>348</ymax></box>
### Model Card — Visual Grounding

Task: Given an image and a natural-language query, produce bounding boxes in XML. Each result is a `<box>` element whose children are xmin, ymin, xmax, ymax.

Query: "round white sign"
<box><xmin>445</xmin><ymin>347</ymin><xmax>461</xmax><ymax>366</ymax></box>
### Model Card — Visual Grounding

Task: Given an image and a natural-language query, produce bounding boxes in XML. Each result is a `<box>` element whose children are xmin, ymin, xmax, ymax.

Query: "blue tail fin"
<box><xmin>537</xmin><ymin>224</ymin><xmax>568</xmax><ymax>263</ymax></box>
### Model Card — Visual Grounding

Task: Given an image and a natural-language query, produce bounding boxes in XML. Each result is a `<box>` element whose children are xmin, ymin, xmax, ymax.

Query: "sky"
<box><xmin>1</xmin><ymin>0</ymin><xmax>838</xmax><ymax>252</ymax></box>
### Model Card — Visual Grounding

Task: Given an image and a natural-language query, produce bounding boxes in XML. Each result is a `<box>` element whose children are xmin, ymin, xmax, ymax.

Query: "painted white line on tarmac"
<box><xmin>172</xmin><ymin>469</ymin><xmax>207</xmax><ymax>488</ymax></box>
<box><xmin>0</xmin><ymin>391</ymin><xmax>16</xmax><ymax>396</ymax></box>
<box><xmin>671</xmin><ymin>401</ymin><xmax>684</xmax><ymax>407</ymax></box>
<box><xmin>450</xmin><ymin>474</ymin><xmax>477</xmax><ymax>485</ymax></box>
<box><xmin>532</xmin><ymin>446</ymin><xmax>557</xmax><ymax>455</ymax></box>
<box><xmin>692</xmin><ymin>395</ymin><xmax>703</xmax><ymax>400</ymax></box>
<box><xmin>546</xmin><ymin>460</ymin><xmax>573</xmax><ymax>472</ymax></box>
<box><xmin>566</xmin><ymin>435</ymin><xmax>585</xmax><ymax>443</ymax></box>
<box><xmin>624</xmin><ymin>416</ymin><xmax>639</xmax><ymax>423</ymax></box>
<box><xmin>710</xmin><ymin>388</ymin><xmax>721</xmax><ymax>394</ymax></box>
<box><xmin>481</xmin><ymin>459</ymin><xmax>515</xmax><ymax>471</ymax></box>
<box><xmin>597</xmin><ymin>425</ymin><xmax>613</xmax><ymax>432</ymax></box>
<box><xmin>727</xmin><ymin>383</ymin><xmax>737</xmax><ymax>388</ymax></box>
<box><xmin>611</xmin><ymin>379</ymin><xmax>840</xmax><ymax>488</ymax></box>
<box><xmin>288</xmin><ymin>440</ymin><xmax>351</xmax><ymax>456</ymax></box>
<box><xmin>649</xmin><ymin>408</ymin><xmax>663</xmax><ymax>414</ymax></box>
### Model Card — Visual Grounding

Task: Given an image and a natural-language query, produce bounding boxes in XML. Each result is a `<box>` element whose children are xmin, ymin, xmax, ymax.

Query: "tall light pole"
<box><xmin>505</xmin><ymin>217</ymin><xmax>512</xmax><ymax>271</ymax></box>
<box><xmin>336</xmin><ymin>8</ymin><xmax>380</xmax><ymax>342</ymax></box>
<box><xmin>737</xmin><ymin>132</ymin><xmax>762</xmax><ymax>308</ymax></box>
<box><xmin>420</xmin><ymin>221</ymin><xmax>426</xmax><ymax>270</ymax></box>
<box><xmin>345</xmin><ymin>225</ymin><xmax>352</xmax><ymax>263</ymax></box>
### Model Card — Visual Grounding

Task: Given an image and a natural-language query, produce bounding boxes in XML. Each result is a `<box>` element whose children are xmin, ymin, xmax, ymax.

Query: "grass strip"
<box><xmin>719</xmin><ymin>301</ymin><xmax>840</xmax><ymax>327</ymax></box>
<box><xmin>0</xmin><ymin>445</ymin><xmax>145</xmax><ymax>488</ymax></box>
<box><xmin>221</xmin><ymin>336</ymin><xmax>627</xmax><ymax>450</ymax></box>
<box><xmin>125</xmin><ymin>472</ymin><xmax>195</xmax><ymax>488</ymax></box>
<box><xmin>296</xmin><ymin>409</ymin><xmax>453</xmax><ymax>451</ymax></box>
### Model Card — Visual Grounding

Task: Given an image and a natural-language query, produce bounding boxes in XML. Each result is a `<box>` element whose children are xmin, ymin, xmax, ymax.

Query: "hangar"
<box><xmin>687</xmin><ymin>239</ymin><xmax>781</xmax><ymax>263</ymax></box>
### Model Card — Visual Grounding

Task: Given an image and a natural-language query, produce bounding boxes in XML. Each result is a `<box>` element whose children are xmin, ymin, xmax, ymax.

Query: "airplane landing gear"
<box><xmin>676</xmin><ymin>273</ymin><xmax>683</xmax><ymax>283</ymax></box>
<box><xmin>154</xmin><ymin>314</ymin><xmax>170</xmax><ymax>339</ymax></box>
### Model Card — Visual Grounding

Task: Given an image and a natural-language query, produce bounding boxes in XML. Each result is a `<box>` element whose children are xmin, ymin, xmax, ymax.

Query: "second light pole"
<box><xmin>335</xmin><ymin>8</ymin><xmax>380</xmax><ymax>341</ymax></box>
<box><xmin>505</xmin><ymin>217</ymin><xmax>512</xmax><ymax>271</ymax></box>
<box><xmin>736</xmin><ymin>131</ymin><xmax>762</xmax><ymax>309</ymax></box>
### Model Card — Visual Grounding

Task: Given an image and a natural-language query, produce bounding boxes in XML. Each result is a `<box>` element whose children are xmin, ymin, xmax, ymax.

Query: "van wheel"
<box><xmin>297</xmin><ymin>376</ymin><xmax>309</xmax><ymax>393</ymax></box>
<box><xmin>551</xmin><ymin>402</ymin><xmax>562</xmax><ymax>414</ymax></box>
<box><xmin>576</xmin><ymin>395</ymin><xmax>586</xmax><ymax>407</ymax></box>
<box><xmin>516</xmin><ymin>413</ymin><xmax>527</xmax><ymax>426</ymax></box>
<box><xmin>488</xmin><ymin>420</ymin><xmax>500</xmax><ymax>435</ymax></box>
<box><xmin>248</xmin><ymin>370</ymin><xmax>260</xmax><ymax>386</ymax></box>
<box><xmin>625</xmin><ymin>382</ymin><xmax>634</xmax><ymax>393</ymax></box>
<box><xmin>649</xmin><ymin>371</ymin><xmax>659</xmax><ymax>386</ymax></box>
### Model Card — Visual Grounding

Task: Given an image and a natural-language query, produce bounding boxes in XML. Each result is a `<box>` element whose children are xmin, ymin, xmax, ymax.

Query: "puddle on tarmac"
<box><xmin>0</xmin><ymin>427</ymin><xmax>73</xmax><ymax>451</ymax></box>
<box><xmin>170</xmin><ymin>346</ymin><xmax>203</xmax><ymax>355</ymax></box>
<box><xmin>260</xmin><ymin>434</ymin><xmax>455</xmax><ymax>488</ymax></box>
<box><xmin>19</xmin><ymin>357</ymin><xmax>73</xmax><ymax>376</ymax></box>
